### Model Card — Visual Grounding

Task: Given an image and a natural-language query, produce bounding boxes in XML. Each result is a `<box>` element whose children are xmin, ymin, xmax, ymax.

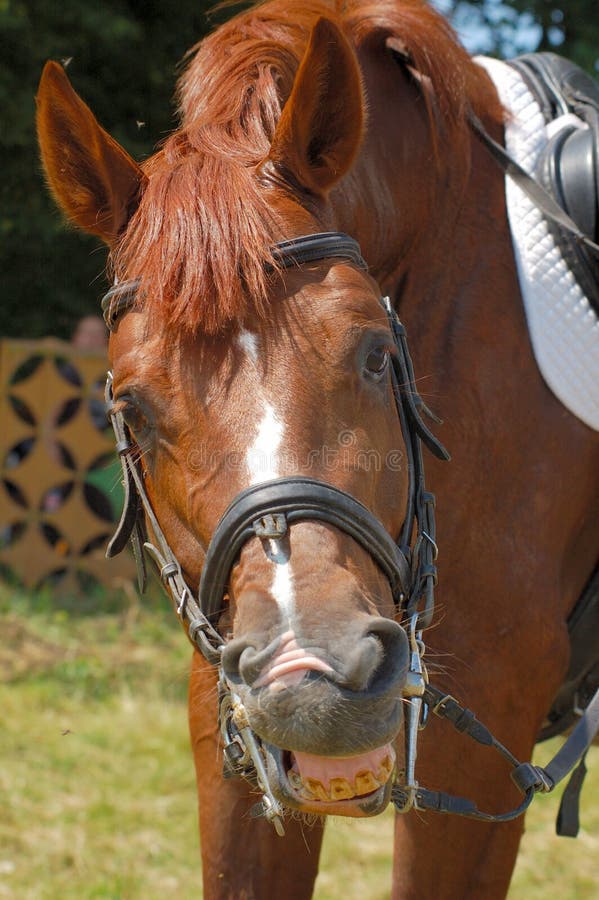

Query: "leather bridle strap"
<box><xmin>199</xmin><ymin>476</ymin><xmax>412</xmax><ymax>622</ymax></box>
<box><xmin>271</xmin><ymin>232</ymin><xmax>368</xmax><ymax>270</ymax></box>
<box><xmin>102</xmin><ymin>231</ymin><xmax>447</xmax><ymax>644</ymax></box>
<box><xmin>101</xmin><ymin>231</ymin><xmax>367</xmax><ymax>330</ymax></box>
<box><xmin>104</xmin><ymin>374</ymin><xmax>224</xmax><ymax>664</ymax></box>
<box><xmin>392</xmin><ymin>680</ymin><xmax>599</xmax><ymax>831</ymax></box>
<box><xmin>469</xmin><ymin>111</ymin><xmax>599</xmax><ymax>255</ymax></box>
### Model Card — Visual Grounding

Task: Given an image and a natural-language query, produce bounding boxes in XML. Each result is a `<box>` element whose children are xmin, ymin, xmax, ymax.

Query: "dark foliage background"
<box><xmin>1</xmin><ymin>0</ymin><xmax>218</xmax><ymax>339</ymax></box>
<box><xmin>1</xmin><ymin>0</ymin><xmax>597</xmax><ymax>340</ymax></box>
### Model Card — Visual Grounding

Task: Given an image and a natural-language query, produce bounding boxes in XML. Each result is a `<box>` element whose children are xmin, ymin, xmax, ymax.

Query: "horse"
<box><xmin>36</xmin><ymin>1</ymin><xmax>599</xmax><ymax>897</ymax></box>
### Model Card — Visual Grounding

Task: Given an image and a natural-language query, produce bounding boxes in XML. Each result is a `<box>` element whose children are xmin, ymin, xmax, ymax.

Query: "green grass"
<box><xmin>0</xmin><ymin>585</ymin><xmax>597</xmax><ymax>898</ymax></box>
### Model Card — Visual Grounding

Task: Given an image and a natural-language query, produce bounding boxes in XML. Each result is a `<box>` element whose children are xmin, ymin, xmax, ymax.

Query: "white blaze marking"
<box><xmin>247</xmin><ymin>403</ymin><xmax>283</xmax><ymax>485</ymax></box>
<box><xmin>272</xmin><ymin>561</ymin><xmax>294</xmax><ymax>618</ymax></box>
<box><xmin>240</xmin><ymin>335</ymin><xmax>294</xmax><ymax>617</ymax></box>
<box><xmin>237</xmin><ymin>329</ymin><xmax>260</xmax><ymax>364</ymax></box>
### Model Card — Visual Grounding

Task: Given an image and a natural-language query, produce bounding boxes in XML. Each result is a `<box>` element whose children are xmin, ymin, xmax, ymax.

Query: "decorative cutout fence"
<box><xmin>0</xmin><ymin>338</ymin><xmax>134</xmax><ymax>591</ymax></box>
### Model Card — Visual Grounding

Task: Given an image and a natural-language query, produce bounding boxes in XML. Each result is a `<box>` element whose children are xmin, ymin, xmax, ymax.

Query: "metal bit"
<box><xmin>398</xmin><ymin>614</ymin><xmax>428</xmax><ymax>812</ymax></box>
<box><xmin>231</xmin><ymin>693</ymin><xmax>286</xmax><ymax>837</ymax></box>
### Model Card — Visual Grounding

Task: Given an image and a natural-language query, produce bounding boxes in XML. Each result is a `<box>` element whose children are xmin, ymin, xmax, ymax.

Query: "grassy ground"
<box><xmin>1</xmin><ymin>585</ymin><xmax>597</xmax><ymax>899</ymax></box>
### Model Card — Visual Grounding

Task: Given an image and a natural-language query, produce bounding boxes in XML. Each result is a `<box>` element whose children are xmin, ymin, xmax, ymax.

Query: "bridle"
<box><xmin>101</xmin><ymin>230</ymin><xmax>599</xmax><ymax>836</ymax></box>
<box><xmin>101</xmin><ymin>231</ymin><xmax>449</xmax><ymax>828</ymax></box>
<box><xmin>102</xmin><ymin>231</ymin><xmax>448</xmax><ymax>642</ymax></box>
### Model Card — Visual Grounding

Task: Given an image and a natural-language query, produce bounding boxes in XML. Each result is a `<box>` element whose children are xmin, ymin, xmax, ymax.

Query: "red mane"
<box><xmin>111</xmin><ymin>0</ymin><xmax>500</xmax><ymax>334</ymax></box>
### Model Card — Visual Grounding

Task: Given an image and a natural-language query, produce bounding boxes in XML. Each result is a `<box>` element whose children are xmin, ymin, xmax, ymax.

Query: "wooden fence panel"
<box><xmin>0</xmin><ymin>338</ymin><xmax>135</xmax><ymax>591</ymax></box>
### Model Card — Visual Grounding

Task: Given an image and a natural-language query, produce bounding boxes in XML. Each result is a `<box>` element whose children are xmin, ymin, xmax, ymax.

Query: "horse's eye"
<box><xmin>364</xmin><ymin>347</ymin><xmax>390</xmax><ymax>381</ymax></box>
<box><xmin>118</xmin><ymin>396</ymin><xmax>151</xmax><ymax>440</ymax></box>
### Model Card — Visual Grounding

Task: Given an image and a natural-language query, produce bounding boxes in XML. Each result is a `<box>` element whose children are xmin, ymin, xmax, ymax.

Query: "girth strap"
<box><xmin>199</xmin><ymin>476</ymin><xmax>412</xmax><ymax>623</ymax></box>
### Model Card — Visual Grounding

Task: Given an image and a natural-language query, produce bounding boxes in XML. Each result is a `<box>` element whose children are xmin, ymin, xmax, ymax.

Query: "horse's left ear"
<box><xmin>266</xmin><ymin>17</ymin><xmax>364</xmax><ymax>196</ymax></box>
<box><xmin>36</xmin><ymin>61</ymin><xmax>146</xmax><ymax>244</ymax></box>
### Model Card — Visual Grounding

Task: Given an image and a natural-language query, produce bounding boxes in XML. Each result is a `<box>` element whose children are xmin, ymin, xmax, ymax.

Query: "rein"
<box><xmin>469</xmin><ymin>111</ymin><xmax>599</xmax><ymax>255</ymax></box>
<box><xmin>101</xmin><ymin>230</ymin><xmax>599</xmax><ymax>836</ymax></box>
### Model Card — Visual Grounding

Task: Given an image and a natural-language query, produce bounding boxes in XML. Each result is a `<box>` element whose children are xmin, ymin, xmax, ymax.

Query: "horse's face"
<box><xmin>108</xmin><ymin>258</ymin><xmax>409</xmax><ymax>814</ymax></box>
<box><xmin>36</xmin><ymin>17</ymin><xmax>412</xmax><ymax>817</ymax></box>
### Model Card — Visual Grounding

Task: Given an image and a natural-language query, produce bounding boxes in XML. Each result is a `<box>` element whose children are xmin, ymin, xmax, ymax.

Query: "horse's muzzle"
<box><xmin>221</xmin><ymin>616</ymin><xmax>409</xmax><ymax>757</ymax></box>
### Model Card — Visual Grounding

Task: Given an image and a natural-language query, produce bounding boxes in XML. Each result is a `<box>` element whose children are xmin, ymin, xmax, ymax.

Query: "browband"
<box><xmin>101</xmin><ymin>232</ymin><xmax>367</xmax><ymax>330</ymax></box>
<box><xmin>271</xmin><ymin>232</ymin><xmax>368</xmax><ymax>270</ymax></box>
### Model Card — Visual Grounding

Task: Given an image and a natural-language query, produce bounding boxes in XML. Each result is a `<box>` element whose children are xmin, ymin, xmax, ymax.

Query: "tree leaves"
<box><xmin>1</xmin><ymin>0</ymin><xmax>213</xmax><ymax>339</ymax></box>
<box><xmin>440</xmin><ymin>1</ymin><xmax>599</xmax><ymax>72</ymax></box>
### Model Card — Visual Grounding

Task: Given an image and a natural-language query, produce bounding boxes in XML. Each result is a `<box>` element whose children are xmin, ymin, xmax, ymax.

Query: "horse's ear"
<box><xmin>36</xmin><ymin>61</ymin><xmax>146</xmax><ymax>244</ymax></box>
<box><xmin>267</xmin><ymin>17</ymin><xmax>364</xmax><ymax>196</ymax></box>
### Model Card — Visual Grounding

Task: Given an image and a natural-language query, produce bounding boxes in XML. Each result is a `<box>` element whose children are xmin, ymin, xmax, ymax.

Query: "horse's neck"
<box><xmin>397</xmin><ymin>131</ymin><xmax>520</xmax><ymax>366</ymax></box>
<box><xmin>338</xmin><ymin>50</ymin><xmax>508</xmax><ymax>315</ymax></box>
<box><xmin>338</xmin><ymin>118</ymin><xmax>516</xmax><ymax>360</ymax></box>
<box><xmin>366</xmin><ymin>124</ymin><xmax>599</xmax><ymax>617</ymax></box>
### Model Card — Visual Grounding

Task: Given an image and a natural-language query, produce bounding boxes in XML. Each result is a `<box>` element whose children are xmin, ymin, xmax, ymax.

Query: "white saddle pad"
<box><xmin>476</xmin><ymin>56</ymin><xmax>599</xmax><ymax>431</ymax></box>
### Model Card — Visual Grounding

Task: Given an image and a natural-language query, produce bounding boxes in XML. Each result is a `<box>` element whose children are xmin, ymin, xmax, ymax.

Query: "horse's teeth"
<box><xmin>354</xmin><ymin>770</ymin><xmax>380</xmax><ymax>795</ymax></box>
<box><xmin>329</xmin><ymin>777</ymin><xmax>355</xmax><ymax>800</ymax></box>
<box><xmin>289</xmin><ymin>757</ymin><xmax>393</xmax><ymax>801</ymax></box>
<box><xmin>305</xmin><ymin>777</ymin><xmax>330</xmax><ymax>802</ymax></box>
<box><xmin>377</xmin><ymin>754</ymin><xmax>394</xmax><ymax>779</ymax></box>
<box><xmin>288</xmin><ymin>770</ymin><xmax>303</xmax><ymax>789</ymax></box>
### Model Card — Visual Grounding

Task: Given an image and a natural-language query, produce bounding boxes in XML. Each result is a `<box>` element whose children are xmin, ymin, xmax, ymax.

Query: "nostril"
<box><xmin>364</xmin><ymin>616</ymin><xmax>406</xmax><ymax>649</ymax></box>
<box><xmin>339</xmin><ymin>617</ymin><xmax>408</xmax><ymax>693</ymax></box>
<box><xmin>220</xmin><ymin>637</ymin><xmax>249</xmax><ymax>681</ymax></box>
<box><xmin>239</xmin><ymin>646</ymin><xmax>268</xmax><ymax>685</ymax></box>
<box><xmin>221</xmin><ymin>634</ymin><xmax>282</xmax><ymax>685</ymax></box>
<box><xmin>363</xmin><ymin>617</ymin><xmax>409</xmax><ymax>691</ymax></box>
<box><xmin>339</xmin><ymin>635</ymin><xmax>384</xmax><ymax>691</ymax></box>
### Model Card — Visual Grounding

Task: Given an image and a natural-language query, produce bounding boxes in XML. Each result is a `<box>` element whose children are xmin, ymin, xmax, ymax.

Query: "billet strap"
<box><xmin>469</xmin><ymin>112</ymin><xmax>599</xmax><ymax>255</ymax></box>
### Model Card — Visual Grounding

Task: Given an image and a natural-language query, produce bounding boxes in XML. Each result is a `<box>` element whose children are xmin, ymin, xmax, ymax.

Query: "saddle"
<box><xmin>504</xmin><ymin>53</ymin><xmax>599</xmax><ymax>745</ymax></box>
<box><xmin>509</xmin><ymin>52</ymin><xmax>599</xmax><ymax>313</ymax></box>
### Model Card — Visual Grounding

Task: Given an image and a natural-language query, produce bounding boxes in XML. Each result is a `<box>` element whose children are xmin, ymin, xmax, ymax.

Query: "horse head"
<box><xmin>36</xmin><ymin>17</ymin><xmax>433</xmax><ymax>818</ymax></box>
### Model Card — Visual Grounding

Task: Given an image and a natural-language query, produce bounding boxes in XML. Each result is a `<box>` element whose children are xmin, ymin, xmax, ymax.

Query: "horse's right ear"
<box><xmin>36</xmin><ymin>61</ymin><xmax>146</xmax><ymax>244</ymax></box>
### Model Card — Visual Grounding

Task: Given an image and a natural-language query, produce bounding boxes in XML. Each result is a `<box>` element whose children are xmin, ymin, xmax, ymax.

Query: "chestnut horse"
<box><xmin>36</xmin><ymin>1</ymin><xmax>599</xmax><ymax>897</ymax></box>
